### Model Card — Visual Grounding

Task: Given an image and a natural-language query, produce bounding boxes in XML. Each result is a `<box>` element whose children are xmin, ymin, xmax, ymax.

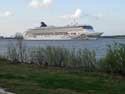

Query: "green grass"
<box><xmin>0</xmin><ymin>61</ymin><xmax>125</xmax><ymax>94</ymax></box>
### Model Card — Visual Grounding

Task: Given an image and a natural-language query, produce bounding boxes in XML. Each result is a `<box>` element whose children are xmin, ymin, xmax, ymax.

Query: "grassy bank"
<box><xmin>0</xmin><ymin>61</ymin><xmax>125</xmax><ymax>94</ymax></box>
<box><xmin>1</xmin><ymin>40</ymin><xmax>125</xmax><ymax>94</ymax></box>
<box><xmin>7</xmin><ymin>41</ymin><xmax>125</xmax><ymax>74</ymax></box>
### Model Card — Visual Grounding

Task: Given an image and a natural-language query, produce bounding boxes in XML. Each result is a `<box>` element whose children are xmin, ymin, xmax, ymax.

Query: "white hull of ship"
<box><xmin>24</xmin><ymin>32</ymin><xmax>102</xmax><ymax>40</ymax></box>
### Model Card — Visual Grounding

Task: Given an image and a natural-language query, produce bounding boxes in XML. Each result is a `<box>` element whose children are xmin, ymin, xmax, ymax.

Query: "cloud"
<box><xmin>0</xmin><ymin>11</ymin><xmax>13</xmax><ymax>17</ymax></box>
<box><xmin>72</xmin><ymin>9</ymin><xmax>82</xmax><ymax>19</ymax></box>
<box><xmin>61</xmin><ymin>9</ymin><xmax>82</xmax><ymax>19</ymax></box>
<box><xmin>60</xmin><ymin>8</ymin><xmax>104</xmax><ymax>21</ymax></box>
<box><xmin>29</xmin><ymin>0</ymin><xmax>53</xmax><ymax>8</ymax></box>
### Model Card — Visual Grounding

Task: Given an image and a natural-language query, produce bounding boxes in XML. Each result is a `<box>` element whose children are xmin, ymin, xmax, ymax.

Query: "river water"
<box><xmin>0</xmin><ymin>38</ymin><xmax>125</xmax><ymax>58</ymax></box>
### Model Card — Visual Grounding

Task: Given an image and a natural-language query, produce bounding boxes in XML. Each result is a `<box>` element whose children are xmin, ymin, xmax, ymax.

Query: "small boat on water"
<box><xmin>24</xmin><ymin>22</ymin><xmax>103</xmax><ymax>40</ymax></box>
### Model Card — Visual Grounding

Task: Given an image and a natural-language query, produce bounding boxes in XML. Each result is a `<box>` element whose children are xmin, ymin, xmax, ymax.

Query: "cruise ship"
<box><xmin>24</xmin><ymin>22</ymin><xmax>103</xmax><ymax>40</ymax></box>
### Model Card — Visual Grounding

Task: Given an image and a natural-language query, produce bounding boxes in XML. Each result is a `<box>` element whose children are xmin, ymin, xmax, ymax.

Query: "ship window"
<box><xmin>83</xmin><ymin>26</ymin><xmax>93</xmax><ymax>30</ymax></box>
<box><xmin>71</xmin><ymin>33</ymin><xmax>76</xmax><ymax>35</ymax></box>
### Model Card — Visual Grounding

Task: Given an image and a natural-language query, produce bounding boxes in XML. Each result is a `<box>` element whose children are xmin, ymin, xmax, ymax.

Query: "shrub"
<box><xmin>7</xmin><ymin>39</ymin><xmax>27</xmax><ymax>63</ymax></box>
<box><xmin>100</xmin><ymin>43</ymin><xmax>125</xmax><ymax>75</ymax></box>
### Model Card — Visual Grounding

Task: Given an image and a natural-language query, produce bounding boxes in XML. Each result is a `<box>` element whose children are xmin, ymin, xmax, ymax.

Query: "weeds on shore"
<box><xmin>29</xmin><ymin>47</ymin><xmax>96</xmax><ymax>71</ymax></box>
<box><xmin>5</xmin><ymin>39</ymin><xmax>125</xmax><ymax>75</ymax></box>
<box><xmin>6</xmin><ymin>39</ymin><xmax>96</xmax><ymax>71</ymax></box>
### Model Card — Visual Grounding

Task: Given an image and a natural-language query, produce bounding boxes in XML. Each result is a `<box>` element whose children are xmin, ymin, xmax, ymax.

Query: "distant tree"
<box><xmin>15</xmin><ymin>32</ymin><xmax>24</xmax><ymax>39</ymax></box>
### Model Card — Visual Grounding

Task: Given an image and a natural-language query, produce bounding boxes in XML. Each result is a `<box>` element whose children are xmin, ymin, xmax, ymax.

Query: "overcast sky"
<box><xmin>0</xmin><ymin>0</ymin><xmax>125</xmax><ymax>36</ymax></box>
